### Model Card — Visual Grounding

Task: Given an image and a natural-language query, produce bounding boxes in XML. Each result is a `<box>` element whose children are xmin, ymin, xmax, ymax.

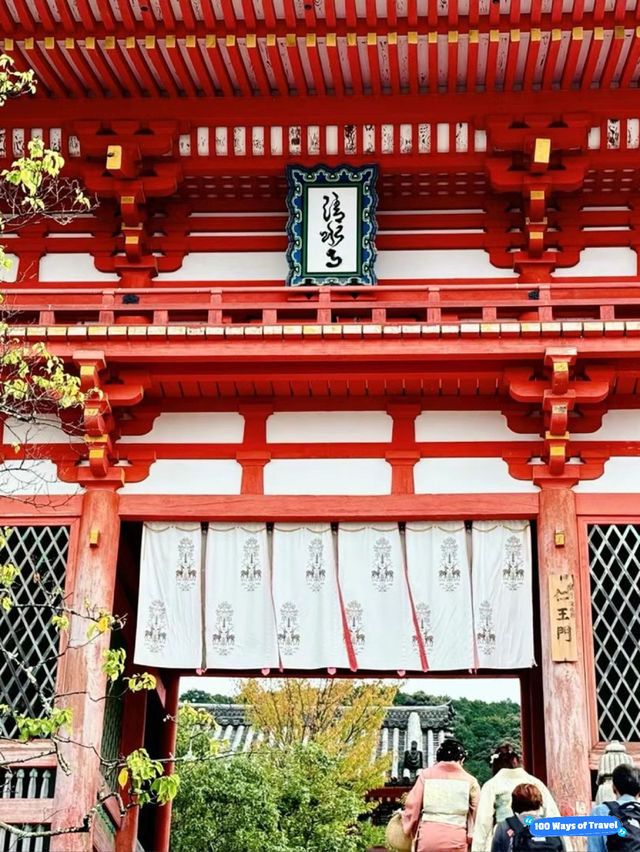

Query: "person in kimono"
<box><xmin>471</xmin><ymin>744</ymin><xmax>564</xmax><ymax>852</ymax></box>
<box><xmin>402</xmin><ymin>738</ymin><xmax>480</xmax><ymax>852</ymax></box>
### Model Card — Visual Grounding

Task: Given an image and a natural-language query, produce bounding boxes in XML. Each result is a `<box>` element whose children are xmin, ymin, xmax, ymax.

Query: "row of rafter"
<box><xmin>2</xmin><ymin>0</ymin><xmax>640</xmax><ymax>36</ymax></box>
<box><xmin>1</xmin><ymin>25</ymin><xmax>640</xmax><ymax>97</ymax></box>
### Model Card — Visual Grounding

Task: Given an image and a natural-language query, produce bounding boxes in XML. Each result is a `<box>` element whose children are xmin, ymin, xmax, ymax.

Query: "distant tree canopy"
<box><xmin>393</xmin><ymin>690</ymin><xmax>452</xmax><ymax>706</ymax></box>
<box><xmin>452</xmin><ymin>696</ymin><xmax>522</xmax><ymax>786</ymax></box>
<box><xmin>179</xmin><ymin>689</ymin><xmax>236</xmax><ymax>704</ymax></box>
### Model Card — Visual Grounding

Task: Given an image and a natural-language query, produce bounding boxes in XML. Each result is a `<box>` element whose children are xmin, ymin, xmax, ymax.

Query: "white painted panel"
<box><xmin>414</xmin><ymin>458</ymin><xmax>538</xmax><ymax>493</ymax></box>
<box><xmin>0</xmin><ymin>254</ymin><xmax>19</xmax><ymax>282</ymax></box>
<box><xmin>574</xmin><ymin>457</ymin><xmax>640</xmax><ymax>493</ymax></box>
<box><xmin>376</xmin><ymin>250</ymin><xmax>518</xmax><ymax>279</ymax></box>
<box><xmin>120</xmin><ymin>460</ymin><xmax>242</xmax><ymax>494</ymax></box>
<box><xmin>0</xmin><ymin>460</ymin><xmax>82</xmax><ymax>495</ymax></box>
<box><xmin>123</xmin><ymin>412</ymin><xmax>245</xmax><ymax>444</ymax></box>
<box><xmin>264</xmin><ymin>459</ymin><xmax>391</xmax><ymax>495</ymax></box>
<box><xmin>588</xmin><ymin>127</ymin><xmax>601</xmax><ymax>149</ymax></box>
<box><xmin>553</xmin><ymin>247</ymin><xmax>638</xmax><ymax>277</ymax></box>
<box><xmin>415</xmin><ymin>411</ymin><xmax>539</xmax><ymax>442</ymax></box>
<box><xmin>158</xmin><ymin>252</ymin><xmax>289</xmax><ymax>281</ymax></box>
<box><xmin>158</xmin><ymin>249</ymin><xmax>517</xmax><ymax>283</ymax></box>
<box><xmin>2</xmin><ymin>414</ymin><xmax>71</xmax><ymax>444</ymax></box>
<box><xmin>573</xmin><ymin>410</ymin><xmax>640</xmax><ymax>442</ymax></box>
<box><xmin>266</xmin><ymin>411</ymin><xmax>392</xmax><ymax>443</ymax></box>
<box><xmin>436</xmin><ymin>123</ymin><xmax>449</xmax><ymax>153</ymax></box>
<box><xmin>39</xmin><ymin>254</ymin><xmax>119</xmax><ymax>282</ymax></box>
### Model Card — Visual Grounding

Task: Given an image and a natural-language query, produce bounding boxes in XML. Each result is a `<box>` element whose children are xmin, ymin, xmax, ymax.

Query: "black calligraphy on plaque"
<box><xmin>549</xmin><ymin>574</ymin><xmax>578</xmax><ymax>661</ymax></box>
<box><xmin>320</xmin><ymin>191</ymin><xmax>346</xmax><ymax>268</ymax></box>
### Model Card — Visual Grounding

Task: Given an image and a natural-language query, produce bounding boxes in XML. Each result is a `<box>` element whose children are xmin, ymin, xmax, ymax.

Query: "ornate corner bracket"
<box><xmin>503</xmin><ymin>347</ymin><xmax>614</xmax><ymax>484</ymax></box>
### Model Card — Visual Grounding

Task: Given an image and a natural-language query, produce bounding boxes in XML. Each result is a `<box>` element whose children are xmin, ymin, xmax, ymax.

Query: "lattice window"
<box><xmin>588</xmin><ymin>524</ymin><xmax>640</xmax><ymax>741</ymax></box>
<box><xmin>0</xmin><ymin>526</ymin><xmax>70</xmax><ymax>739</ymax></box>
<box><xmin>100</xmin><ymin>634</ymin><xmax>125</xmax><ymax>791</ymax></box>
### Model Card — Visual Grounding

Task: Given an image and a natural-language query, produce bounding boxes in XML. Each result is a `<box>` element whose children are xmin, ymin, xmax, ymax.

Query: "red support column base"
<box><xmin>537</xmin><ymin>486</ymin><xmax>592</xmax><ymax>824</ymax></box>
<box><xmin>50</xmin><ymin>488</ymin><xmax>121</xmax><ymax>852</ymax></box>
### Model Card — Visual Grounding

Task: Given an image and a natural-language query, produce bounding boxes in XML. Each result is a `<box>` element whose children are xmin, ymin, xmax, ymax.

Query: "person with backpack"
<box><xmin>491</xmin><ymin>783</ymin><xmax>565</xmax><ymax>852</ymax></box>
<box><xmin>472</xmin><ymin>744</ymin><xmax>563</xmax><ymax>852</ymax></box>
<box><xmin>587</xmin><ymin>764</ymin><xmax>640</xmax><ymax>852</ymax></box>
<box><xmin>401</xmin><ymin>738</ymin><xmax>480</xmax><ymax>851</ymax></box>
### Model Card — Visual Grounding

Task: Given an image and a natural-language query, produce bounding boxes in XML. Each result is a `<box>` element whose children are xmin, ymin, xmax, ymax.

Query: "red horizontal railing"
<box><xmin>3</xmin><ymin>281</ymin><xmax>640</xmax><ymax>328</ymax></box>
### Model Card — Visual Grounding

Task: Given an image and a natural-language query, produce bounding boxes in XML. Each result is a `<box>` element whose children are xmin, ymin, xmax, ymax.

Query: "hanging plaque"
<box><xmin>285</xmin><ymin>164</ymin><xmax>378</xmax><ymax>287</ymax></box>
<box><xmin>549</xmin><ymin>573</ymin><xmax>578</xmax><ymax>662</ymax></box>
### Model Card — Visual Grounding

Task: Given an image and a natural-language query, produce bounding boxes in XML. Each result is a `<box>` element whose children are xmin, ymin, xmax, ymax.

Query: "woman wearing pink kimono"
<box><xmin>401</xmin><ymin>738</ymin><xmax>480</xmax><ymax>852</ymax></box>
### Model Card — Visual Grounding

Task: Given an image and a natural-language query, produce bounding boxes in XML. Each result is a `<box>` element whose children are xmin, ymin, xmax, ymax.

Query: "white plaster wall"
<box><xmin>2</xmin><ymin>414</ymin><xmax>72</xmax><ymax>444</ymax></box>
<box><xmin>574</xmin><ymin>457</ymin><xmax>640</xmax><ymax>493</ymax></box>
<box><xmin>415</xmin><ymin>411</ymin><xmax>539</xmax><ymax>442</ymax></box>
<box><xmin>123</xmin><ymin>412</ymin><xmax>245</xmax><ymax>444</ymax></box>
<box><xmin>553</xmin><ymin>247</ymin><xmax>638</xmax><ymax>277</ymax></box>
<box><xmin>413</xmin><ymin>458</ymin><xmax>539</xmax><ymax>493</ymax></box>
<box><xmin>119</xmin><ymin>459</ymin><xmax>242</xmax><ymax>494</ymax></box>
<box><xmin>376</xmin><ymin>249</ymin><xmax>517</xmax><ymax>279</ymax></box>
<box><xmin>266</xmin><ymin>411</ymin><xmax>393</xmax><ymax>443</ymax></box>
<box><xmin>0</xmin><ymin>253</ymin><xmax>19</xmax><ymax>282</ymax></box>
<box><xmin>39</xmin><ymin>254</ymin><xmax>119</xmax><ymax>282</ymax></box>
<box><xmin>573</xmin><ymin>410</ymin><xmax>640</xmax><ymax>441</ymax></box>
<box><xmin>156</xmin><ymin>249</ymin><xmax>516</xmax><ymax>282</ymax></box>
<box><xmin>264</xmin><ymin>458</ymin><xmax>392</xmax><ymax>494</ymax></box>
<box><xmin>0</xmin><ymin>460</ymin><xmax>82</xmax><ymax>495</ymax></box>
<box><xmin>158</xmin><ymin>252</ymin><xmax>288</xmax><ymax>281</ymax></box>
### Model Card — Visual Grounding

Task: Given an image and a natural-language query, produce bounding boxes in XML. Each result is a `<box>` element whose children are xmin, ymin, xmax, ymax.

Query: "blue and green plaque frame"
<box><xmin>285</xmin><ymin>164</ymin><xmax>378</xmax><ymax>287</ymax></box>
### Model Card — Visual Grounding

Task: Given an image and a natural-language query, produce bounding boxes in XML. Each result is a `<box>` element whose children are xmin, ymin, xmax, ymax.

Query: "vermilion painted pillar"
<box><xmin>152</xmin><ymin>675</ymin><xmax>180</xmax><ymax>852</ymax></box>
<box><xmin>51</xmin><ymin>488</ymin><xmax>121</xmax><ymax>852</ymax></box>
<box><xmin>537</xmin><ymin>485</ymin><xmax>592</xmax><ymax>819</ymax></box>
<box><xmin>114</xmin><ymin>689</ymin><xmax>147</xmax><ymax>852</ymax></box>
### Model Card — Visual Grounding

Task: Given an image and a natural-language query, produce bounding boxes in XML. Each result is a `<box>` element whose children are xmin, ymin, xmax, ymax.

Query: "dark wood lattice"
<box><xmin>588</xmin><ymin>524</ymin><xmax>640</xmax><ymax>742</ymax></box>
<box><xmin>0</xmin><ymin>526</ymin><xmax>70</xmax><ymax>739</ymax></box>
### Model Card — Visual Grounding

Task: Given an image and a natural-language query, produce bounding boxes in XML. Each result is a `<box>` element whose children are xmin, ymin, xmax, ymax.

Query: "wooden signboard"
<box><xmin>549</xmin><ymin>574</ymin><xmax>578</xmax><ymax>662</ymax></box>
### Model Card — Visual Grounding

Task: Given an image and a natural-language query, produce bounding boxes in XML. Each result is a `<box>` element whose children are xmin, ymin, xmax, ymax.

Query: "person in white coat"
<box><xmin>471</xmin><ymin>744</ymin><xmax>564</xmax><ymax>852</ymax></box>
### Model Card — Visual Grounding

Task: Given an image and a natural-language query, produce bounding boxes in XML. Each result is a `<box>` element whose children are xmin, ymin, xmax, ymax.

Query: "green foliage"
<box><xmin>171</xmin><ymin>743</ymin><xmax>381</xmax><ymax>852</ymax></box>
<box><xmin>2</xmin><ymin>138</ymin><xmax>66</xmax><ymax>212</ymax></box>
<box><xmin>86</xmin><ymin>608</ymin><xmax>119</xmax><ymax>638</ymax></box>
<box><xmin>269</xmin><ymin>743</ymin><xmax>379</xmax><ymax>852</ymax></box>
<box><xmin>12</xmin><ymin>706</ymin><xmax>72</xmax><ymax>742</ymax></box>
<box><xmin>51</xmin><ymin>612</ymin><xmax>69</xmax><ymax>631</ymax></box>
<box><xmin>172</xmin><ymin>682</ymin><xmax>391</xmax><ymax>852</ymax></box>
<box><xmin>393</xmin><ymin>690</ymin><xmax>452</xmax><ymax>706</ymax></box>
<box><xmin>179</xmin><ymin>689</ymin><xmax>234</xmax><ymax>704</ymax></box>
<box><xmin>102</xmin><ymin>648</ymin><xmax>126</xmax><ymax>682</ymax></box>
<box><xmin>125</xmin><ymin>672</ymin><xmax>157</xmax><ymax>692</ymax></box>
<box><xmin>171</xmin><ymin>752</ymin><xmax>286</xmax><ymax>852</ymax></box>
<box><xmin>119</xmin><ymin>748</ymin><xmax>181</xmax><ymax>807</ymax></box>
<box><xmin>0</xmin><ymin>54</ymin><xmax>35</xmax><ymax>107</ymax></box>
<box><xmin>123</xmin><ymin>748</ymin><xmax>164</xmax><ymax>806</ymax></box>
<box><xmin>451</xmin><ymin>697</ymin><xmax>522</xmax><ymax>785</ymax></box>
<box><xmin>176</xmin><ymin>705</ymin><xmax>221</xmax><ymax>760</ymax></box>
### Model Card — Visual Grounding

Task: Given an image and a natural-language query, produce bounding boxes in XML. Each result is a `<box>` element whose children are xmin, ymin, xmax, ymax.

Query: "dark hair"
<box><xmin>490</xmin><ymin>743</ymin><xmax>521</xmax><ymax>774</ymax></box>
<box><xmin>436</xmin><ymin>738</ymin><xmax>467</xmax><ymax>762</ymax></box>
<box><xmin>512</xmin><ymin>783</ymin><xmax>543</xmax><ymax>814</ymax></box>
<box><xmin>612</xmin><ymin>765</ymin><xmax>640</xmax><ymax>797</ymax></box>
